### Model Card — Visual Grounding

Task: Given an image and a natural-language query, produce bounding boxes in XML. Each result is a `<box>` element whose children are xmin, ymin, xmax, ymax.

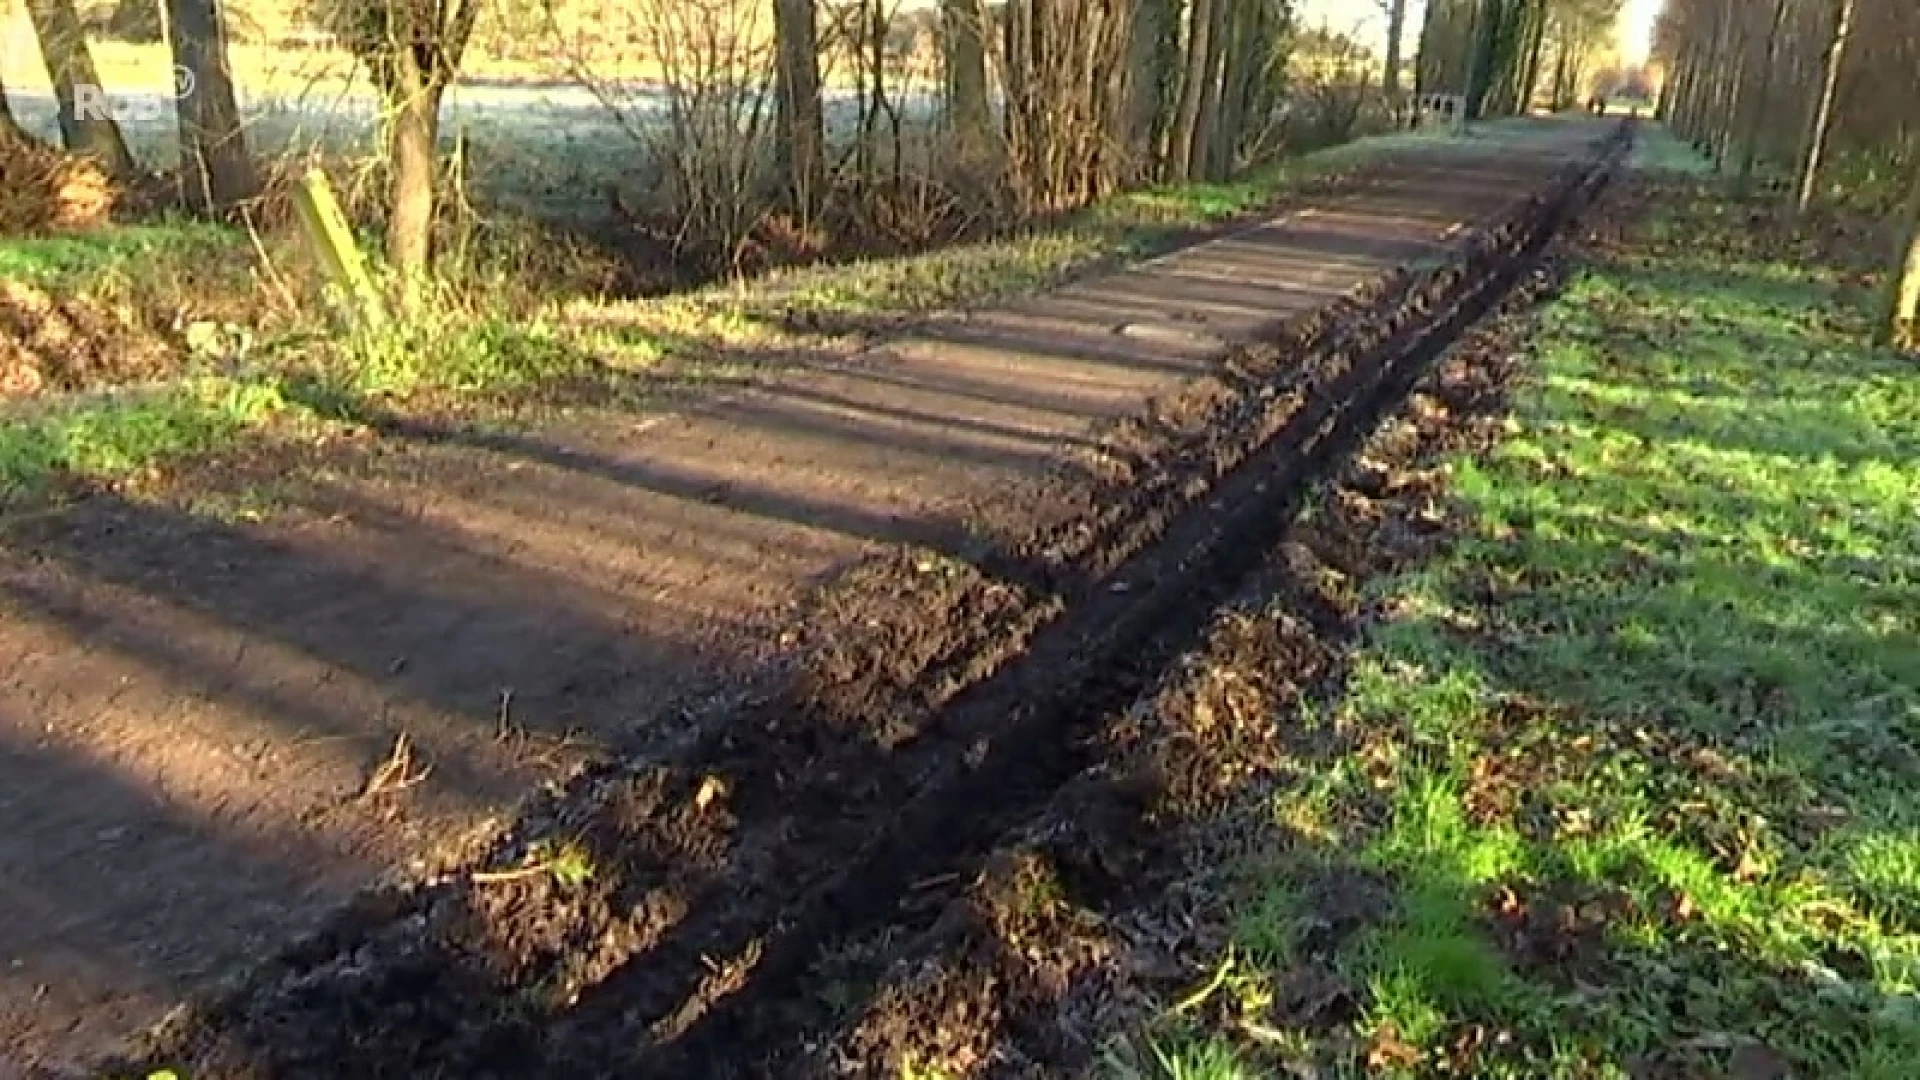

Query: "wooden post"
<box><xmin>291</xmin><ymin>168</ymin><xmax>389</xmax><ymax>330</ymax></box>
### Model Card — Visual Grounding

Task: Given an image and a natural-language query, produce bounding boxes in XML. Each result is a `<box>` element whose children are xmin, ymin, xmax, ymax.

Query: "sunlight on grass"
<box><xmin>0</xmin><ymin>219</ymin><xmax>240</xmax><ymax>285</ymax></box>
<box><xmin>1625</xmin><ymin>124</ymin><xmax>1712</xmax><ymax>174</ymax></box>
<box><xmin>1184</xmin><ymin>179</ymin><xmax>1920</xmax><ymax>1076</ymax></box>
<box><xmin>1152</xmin><ymin>1035</ymin><xmax>1262</xmax><ymax>1080</ymax></box>
<box><xmin>0</xmin><ymin>379</ymin><xmax>289</xmax><ymax>499</ymax></box>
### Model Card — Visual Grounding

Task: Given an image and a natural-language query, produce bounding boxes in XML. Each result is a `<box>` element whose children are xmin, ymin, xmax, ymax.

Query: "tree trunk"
<box><xmin>1517</xmin><ymin>0</ymin><xmax>1547</xmax><ymax>113</ymax></box>
<box><xmin>1212</xmin><ymin>2</ymin><xmax>1250</xmax><ymax>178</ymax></box>
<box><xmin>1165</xmin><ymin>0</ymin><xmax>1214</xmax><ymax>183</ymax></box>
<box><xmin>1383</xmin><ymin>0</ymin><xmax>1407</xmax><ymax>102</ymax></box>
<box><xmin>1796</xmin><ymin>0</ymin><xmax>1854</xmax><ymax>213</ymax></box>
<box><xmin>23</xmin><ymin>0</ymin><xmax>138</xmax><ymax>177</ymax></box>
<box><xmin>168</xmin><ymin>0</ymin><xmax>256</xmax><ymax>211</ymax></box>
<box><xmin>1219</xmin><ymin>0</ymin><xmax>1276</xmax><ymax>171</ymax></box>
<box><xmin>773</xmin><ymin>0</ymin><xmax>826</xmax><ymax>216</ymax></box>
<box><xmin>385</xmin><ymin>71</ymin><xmax>443</xmax><ymax>287</ymax></box>
<box><xmin>1667</xmin><ymin>36</ymin><xmax>1692</xmax><ymax>132</ymax></box>
<box><xmin>1705</xmin><ymin>0</ymin><xmax>1741</xmax><ymax>169</ymax></box>
<box><xmin>862</xmin><ymin>0</ymin><xmax>885</xmax><ymax>182</ymax></box>
<box><xmin>333</xmin><ymin>0</ymin><xmax>474</xmax><ymax>290</ymax></box>
<box><xmin>1188</xmin><ymin>0</ymin><xmax>1229</xmax><ymax>180</ymax></box>
<box><xmin>1888</xmin><ymin>164</ymin><xmax>1920</xmax><ymax>349</ymax></box>
<box><xmin>941</xmin><ymin>0</ymin><xmax>992</xmax><ymax>160</ymax></box>
<box><xmin>1196</xmin><ymin>0</ymin><xmax>1236</xmax><ymax>179</ymax></box>
<box><xmin>1677</xmin><ymin>23</ymin><xmax>1712</xmax><ymax>139</ymax></box>
<box><xmin>1465</xmin><ymin>0</ymin><xmax>1499</xmax><ymax>119</ymax></box>
<box><xmin>1551</xmin><ymin>39</ymin><xmax>1571</xmax><ymax>110</ymax></box>
<box><xmin>1413</xmin><ymin>0</ymin><xmax>1440</xmax><ymax>96</ymax></box>
<box><xmin>0</xmin><ymin>66</ymin><xmax>29</xmax><ymax>143</ymax></box>
<box><xmin>1124</xmin><ymin>0</ymin><xmax>1174</xmax><ymax>181</ymax></box>
<box><xmin>1735</xmin><ymin>0</ymin><xmax>1789</xmax><ymax>195</ymax></box>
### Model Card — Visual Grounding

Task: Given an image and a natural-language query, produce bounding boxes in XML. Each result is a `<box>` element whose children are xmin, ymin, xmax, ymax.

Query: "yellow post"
<box><xmin>291</xmin><ymin>168</ymin><xmax>390</xmax><ymax>330</ymax></box>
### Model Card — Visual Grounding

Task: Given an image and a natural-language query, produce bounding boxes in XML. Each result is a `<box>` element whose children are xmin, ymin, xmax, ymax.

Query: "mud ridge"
<box><xmin>111</xmin><ymin>127</ymin><xmax>1629</xmax><ymax>1080</ymax></box>
<box><xmin>787</xmin><ymin>231</ymin><xmax>1587</xmax><ymax>1080</ymax></box>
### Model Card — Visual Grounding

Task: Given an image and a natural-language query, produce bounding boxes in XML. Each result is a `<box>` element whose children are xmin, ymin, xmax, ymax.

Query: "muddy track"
<box><xmin>116</xmin><ymin>127</ymin><xmax>1628</xmax><ymax>1080</ymax></box>
<box><xmin>798</xmin><ymin>216</ymin><xmax>1587</xmax><ymax>1080</ymax></box>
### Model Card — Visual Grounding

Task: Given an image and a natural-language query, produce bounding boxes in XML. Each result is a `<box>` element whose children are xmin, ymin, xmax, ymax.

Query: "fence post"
<box><xmin>291</xmin><ymin>168</ymin><xmax>389</xmax><ymax>330</ymax></box>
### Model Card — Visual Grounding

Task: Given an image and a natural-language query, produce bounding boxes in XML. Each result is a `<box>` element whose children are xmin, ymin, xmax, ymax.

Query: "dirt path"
<box><xmin>0</xmin><ymin>121</ymin><xmax>1611</xmax><ymax>1074</ymax></box>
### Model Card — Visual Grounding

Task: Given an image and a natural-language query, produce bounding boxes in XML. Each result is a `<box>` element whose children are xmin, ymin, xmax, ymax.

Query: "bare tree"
<box><xmin>326</xmin><ymin>0</ymin><xmax>479</xmax><ymax>288</ymax></box>
<box><xmin>1380</xmin><ymin>0</ymin><xmax>1408</xmax><ymax>102</ymax></box>
<box><xmin>773</xmin><ymin>0</ymin><xmax>826</xmax><ymax>216</ymax></box>
<box><xmin>23</xmin><ymin>0</ymin><xmax>139</xmax><ymax>177</ymax></box>
<box><xmin>167</xmin><ymin>0</ymin><xmax>257</xmax><ymax>211</ymax></box>
<box><xmin>1166</xmin><ymin>0</ymin><xmax>1216</xmax><ymax>183</ymax></box>
<box><xmin>1796</xmin><ymin>0</ymin><xmax>1854</xmax><ymax>212</ymax></box>
<box><xmin>1891</xmin><ymin>162</ymin><xmax>1920</xmax><ymax>348</ymax></box>
<box><xmin>939</xmin><ymin>0</ymin><xmax>992</xmax><ymax>160</ymax></box>
<box><xmin>609</xmin><ymin>0</ymin><xmax>778</xmax><ymax>272</ymax></box>
<box><xmin>997</xmin><ymin>0</ymin><xmax>1137</xmax><ymax>212</ymax></box>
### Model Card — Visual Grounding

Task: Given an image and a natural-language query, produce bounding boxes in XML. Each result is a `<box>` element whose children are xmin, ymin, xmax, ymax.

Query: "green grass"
<box><xmin>1182</xmin><ymin>181</ymin><xmax>1920</xmax><ymax>1077</ymax></box>
<box><xmin>0</xmin><ymin>379</ymin><xmax>291</xmax><ymax>500</ymax></box>
<box><xmin>1625</xmin><ymin>123</ymin><xmax>1712</xmax><ymax>175</ymax></box>
<box><xmin>0</xmin><ymin>219</ymin><xmax>242</xmax><ymax>286</ymax></box>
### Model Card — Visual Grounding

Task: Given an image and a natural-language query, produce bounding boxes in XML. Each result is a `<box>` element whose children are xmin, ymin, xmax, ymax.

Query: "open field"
<box><xmin>2</xmin><ymin>78</ymin><xmax>944</xmax><ymax>226</ymax></box>
<box><xmin>1</xmin><ymin>10</ymin><xmax>944</xmax><ymax>224</ymax></box>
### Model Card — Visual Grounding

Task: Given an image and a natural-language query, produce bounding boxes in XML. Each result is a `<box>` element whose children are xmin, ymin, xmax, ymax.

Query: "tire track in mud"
<box><xmin>796</xmin><ymin>208</ymin><xmax>1588</xmax><ymax>1080</ymax></box>
<box><xmin>114</xmin><ymin>127</ymin><xmax>1628</xmax><ymax>1080</ymax></box>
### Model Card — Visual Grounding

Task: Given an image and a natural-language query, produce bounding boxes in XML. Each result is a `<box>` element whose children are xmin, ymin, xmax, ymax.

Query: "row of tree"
<box><xmin>1</xmin><ymin>0</ymin><xmax>258</xmax><ymax>211</ymax></box>
<box><xmin>1654</xmin><ymin>0</ymin><xmax>1920</xmax><ymax>345</ymax></box>
<box><xmin>775</xmin><ymin>0</ymin><xmax>1296</xmax><ymax>217</ymax></box>
<box><xmin>2</xmin><ymin>0</ymin><xmax>1303</xmax><ymax>282</ymax></box>
<box><xmin>1414</xmin><ymin>0</ymin><xmax>1625</xmax><ymax>118</ymax></box>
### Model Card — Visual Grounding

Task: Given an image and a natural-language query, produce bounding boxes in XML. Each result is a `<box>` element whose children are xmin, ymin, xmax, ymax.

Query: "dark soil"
<box><xmin>807</xmin><ymin>215</ymin><xmax>1600</xmax><ymax>1080</ymax></box>
<box><xmin>97</xmin><ymin>125</ymin><xmax>1630</xmax><ymax>1079</ymax></box>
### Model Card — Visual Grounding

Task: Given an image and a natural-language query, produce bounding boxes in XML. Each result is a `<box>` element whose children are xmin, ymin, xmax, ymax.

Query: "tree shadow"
<box><xmin>0</xmin><ymin>480</ymin><xmax>762</xmax><ymax>1071</ymax></box>
<box><xmin>0</xmin><ymin>713</ymin><xmax>365</xmax><ymax>1072</ymax></box>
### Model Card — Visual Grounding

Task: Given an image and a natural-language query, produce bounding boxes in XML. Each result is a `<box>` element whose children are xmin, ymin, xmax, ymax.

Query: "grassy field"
<box><xmin>1155</xmin><ymin>173</ymin><xmax>1920</xmax><ymax>1076</ymax></box>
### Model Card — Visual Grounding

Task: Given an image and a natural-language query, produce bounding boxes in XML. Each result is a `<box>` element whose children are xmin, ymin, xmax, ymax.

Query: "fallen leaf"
<box><xmin>1366</xmin><ymin>1024</ymin><xmax>1422</xmax><ymax>1070</ymax></box>
<box><xmin>694</xmin><ymin>774</ymin><xmax>728</xmax><ymax>811</ymax></box>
